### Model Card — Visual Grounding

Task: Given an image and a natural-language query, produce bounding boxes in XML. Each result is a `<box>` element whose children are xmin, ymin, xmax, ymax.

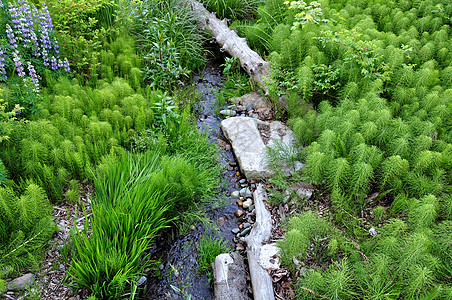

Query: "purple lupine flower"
<box><xmin>63</xmin><ymin>58</ymin><xmax>70</xmax><ymax>72</ymax></box>
<box><xmin>0</xmin><ymin>47</ymin><xmax>6</xmax><ymax>81</ymax></box>
<box><xmin>27</xmin><ymin>61</ymin><xmax>40</xmax><ymax>92</ymax></box>
<box><xmin>12</xmin><ymin>50</ymin><xmax>25</xmax><ymax>77</ymax></box>
<box><xmin>6</xmin><ymin>25</ymin><xmax>18</xmax><ymax>49</ymax></box>
<box><xmin>0</xmin><ymin>0</ymin><xmax>4</xmax><ymax>8</ymax></box>
<box><xmin>50</xmin><ymin>56</ymin><xmax>58</xmax><ymax>70</ymax></box>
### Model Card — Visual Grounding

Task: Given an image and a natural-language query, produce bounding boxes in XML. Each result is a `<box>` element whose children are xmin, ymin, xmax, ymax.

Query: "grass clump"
<box><xmin>197</xmin><ymin>235</ymin><xmax>231</xmax><ymax>274</ymax></box>
<box><xmin>200</xmin><ymin>0</ymin><xmax>261</xmax><ymax>20</ymax></box>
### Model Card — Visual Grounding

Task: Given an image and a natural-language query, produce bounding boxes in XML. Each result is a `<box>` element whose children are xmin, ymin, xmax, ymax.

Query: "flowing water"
<box><xmin>145</xmin><ymin>61</ymin><xmax>245</xmax><ymax>299</ymax></box>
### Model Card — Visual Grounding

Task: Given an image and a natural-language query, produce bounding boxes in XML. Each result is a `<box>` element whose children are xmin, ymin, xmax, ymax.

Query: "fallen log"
<box><xmin>242</xmin><ymin>184</ymin><xmax>275</xmax><ymax>300</ymax></box>
<box><xmin>213</xmin><ymin>253</ymin><xmax>248</xmax><ymax>300</ymax></box>
<box><xmin>185</xmin><ymin>0</ymin><xmax>271</xmax><ymax>93</ymax></box>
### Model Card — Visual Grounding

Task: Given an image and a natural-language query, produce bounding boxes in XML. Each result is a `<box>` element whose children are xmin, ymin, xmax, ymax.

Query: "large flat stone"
<box><xmin>221</xmin><ymin>117</ymin><xmax>302</xmax><ymax>180</ymax></box>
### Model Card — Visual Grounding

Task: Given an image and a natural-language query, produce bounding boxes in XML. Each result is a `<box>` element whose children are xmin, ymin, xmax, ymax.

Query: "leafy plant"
<box><xmin>197</xmin><ymin>235</ymin><xmax>231</xmax><ymax>274</ymax></box>
<box><xmin>200</xmin><ymin>0</ymin><xmax>260</xmax><ymax>20</ymax></box>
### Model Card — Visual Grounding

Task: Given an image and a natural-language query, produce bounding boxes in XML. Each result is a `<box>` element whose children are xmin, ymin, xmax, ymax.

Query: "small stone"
<box><xmin>225</xmin><ymin>144</ymin><xmax>232</xmax><ymax>150</ymax></box>
<box><xmin>236</xmin><ymin>105</ymin><xmax>244</xmax><ymax>111</ymax></box>
<box><xmin>241</xmin><ymin>228</ymin><xmax>251</xmax><ymax>236</ymax></box>
<box><xmin>239</xmin><ymin>179</ymin><xmax>247</xmax><ymax>184</ymax></box>
<box><xmin>236</xmin><ymin>172</ymin><xmax>240</xmax><ymax>177</ymax></box>
<box><xmin>239</xmin><ymin>197</ymin><xmax>244</xmax><ymax>200</ymax></box>
<box><xmin>220</xmin><ymin>109</ymin><xmax>236</xmax><ymax>117</ymax></box>
<box><xmin>246</xmin><ymin>103</ymin><xmax>254</xmax><ymax>112</ymax></box>
<box><xmin>239</xmin><ymin>224</ymin><xmax>243</xmax><ymax>229</ymax></box>
<box><xmin>251</xmin><ymin>183</ymin><xmax>256</xmax><ymax>189</ymax></box>
<box><xmin>229</xmin><ymin>162</ymin><xmax>237</xmax><ymax>167</ymax></box>
<box><xmin>237</xmin><ymin>199</ymin><xmax>243</xmax><ymax>207</ymax></box>
<box><xmin>230</xmin><ymin>191</ymin><xmax>240</xmax><ymax>198</ymax></box>
<box><xmin>231</xmin><ymin>228</ymin><xmax>240</xmax><ymax>234</ymax></box>
<box><xmin>249</xmin><ymin>205</ymin><xmax>255</xmax><ymax>211</ymax></box>
<box><xmin>234</xmin><ymin>210</ymin><xmax>244</xmax><ymax>218</ymax></box>
<box><xmin>228</xmin><ymin>166</ymin><xmax>234</xmax><ymax>171</ymax></box>
<box><xmin>241</xmin><ymin>114</ymin><xmax>246</xmax><ymax>117</ymax></box>
<box><xmin>252</xmin><ymin>113</ymin><xmax>259</xmax><ymax>119</ymax></box>
<box><xmin>216</xmin><ymin>217</ymin><xmax>225</xmax><ymax>226</ymax></box>
<box><xmin>243</xmin><ymin>222</ymin><xmax>251</xmax><ymax>229</ymax></box>
<box><xmin>7</xmin><ymin>273</ymin><xmax>35</xmax><ymax>291</ymax></box>
<box><xmin>243</xmin><ymin>199</ymin><xmax>253</xmax><ymax>210</ymax></box>
<box><xmin>236</xmin><ymin>243</ymin><xmax>245</xmax><ymax>251</ymax></box>
<box><xmin>239</xmin><ymin>188</ymin><xmax>251</xmax><ymax>198</ymax></box>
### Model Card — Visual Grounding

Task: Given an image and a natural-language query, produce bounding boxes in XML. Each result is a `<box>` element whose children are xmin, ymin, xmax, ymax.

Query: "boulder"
<box><xmin>230</xmin><ymin>92</ymin><xmax>270</xmax><ymax>111</ymax></box>
<box><xmin>7</xmin><ymin>273</ymin><xmax>35</xmax><ymax>291</ymax></box>
<box><xmin>220</xmin><ymin>117</ymin><xmax>303</xmax><ymax>180</ymax></box>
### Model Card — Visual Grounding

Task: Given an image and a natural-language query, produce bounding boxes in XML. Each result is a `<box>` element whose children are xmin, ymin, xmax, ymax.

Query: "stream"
<box><xmin>145</xmin><ymin>61</ymin><xmax>245</xmax><ymax>299</ymax></box>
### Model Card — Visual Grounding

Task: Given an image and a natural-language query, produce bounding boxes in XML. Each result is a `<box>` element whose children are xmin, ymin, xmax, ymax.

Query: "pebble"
<box><xmin>228</xmin><ymin>166</ymin><xmax>234</xmax><ymax>171</ymax></box>
<box><xmin>225</xmin><ymin>144</ymin><xmax>231</xmax><ymax>150</ymax></box>
<box><xmin>239</xmin><ymin>179</ymin><xmax>246</xmax><ymax>184</ymax></box>
<box><xmin>231</xmin><ymin>228</ymin><xmax>240</xmax><ymax>234</ymax></box>
<box><xmin>239</xmin><ymin>224</ymin><xmax>243</xmax><ymax>229</ymax></box>
<box><xmin>237</xmin><ymin>199</ymin><xmax>243</xmax><ymax>207</ymax></box>
<box><xmin>236</xmin><ymin>172</ymin><xmax>240</xmax><ymax>176</ymax></box>
<box><xmin>246</xmin><ymin>103</ymin><xmax>254</xmax><ymax>112</ymax></box>
<box><xmin>243</xmin><ymin>199</ymin><xmax>253</xmax><ymax>210</ymax></box>
<box><xmin>241</xmin><ymin>114</ymin><xmax>246</xmax><ymax>117</ymax></box>
<box><xmin>229</xmin><ymin>162</ymin><xmax>237</xmax><ymax>167</ymax></box>
<box><xmin>243</xmin><ymin>222</ymin><xmax>251</xmax><ymax>229</ymax></box>
<box><xmin>234</xmin><ymin>210</ymin><xmax>244</xmax><ymax>218</ymax></box>
<box><xmin>249</xmin><ymin>204</ymin><xmax>255</xmax><ymax>211</ymax></box>
<box><xmin>220</xmin><ymin>109</ymin><xmax>236</xmax><ymax>117</ymax></box>
<box><xmin>252</xmin><ymin>113</ymin><xmax>259</xmax><ymax>119</ymax></box>
<box><xmin>230</xmin><ymin>191</ymin><xmax>240</xmax><ymax>198</ymax></box>
<box><xmin>241</xmin><ymin>228</ymin><xmax>251</xmax><ymax>236</ymax></box>
<box><xmin>251</xmin><ymin>183</ymin><xmax>256</xmax><ymax>189</ymax></box>
<box><xmin>216</xmin><ymin>217</ymin><xmax>225</xmax><ymax>226</ymax></box>
<box><xmin>239</xmin><ymin>188</ymin><xmax>252</xmax><ymax>198</ymax></box>
<box><xmin>236</xmin><ymin>243</ymin><xmax>245</xmax><ymax>251</ymax></box>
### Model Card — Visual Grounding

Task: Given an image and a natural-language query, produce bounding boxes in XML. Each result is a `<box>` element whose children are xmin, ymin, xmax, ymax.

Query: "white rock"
<box><xmin>220</xmin><ymin>117</ymin><xmax>303</xmax><ymax>180</ymax></box>
<box><xmin>259</xmin><ymin>243</ymin><xmax>280</xmax><ymax>270</ymax></box>
<box><xmin>242</xmin><ymin>199</ymin><xmax>253</xmax><ymax>210</ymax></box>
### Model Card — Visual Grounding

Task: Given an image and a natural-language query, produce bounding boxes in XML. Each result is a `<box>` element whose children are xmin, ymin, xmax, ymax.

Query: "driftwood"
<box><xmin>242</xmin><ymin>184</ymin><xmax>275</xmax><ymax>300</ymax></box>
<box><xmin>185</xmin><ymin>0</ymin><xmax>271</xmax><ymax>93</ymax></box>
<box><xmin>213</xmin><ymin>252</ymin><xmax>248</xmax><ymax>300</ymax></box>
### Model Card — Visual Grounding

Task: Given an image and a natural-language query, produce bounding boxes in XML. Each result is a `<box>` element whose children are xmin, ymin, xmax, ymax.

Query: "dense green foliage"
<box><xmin>0</xmin><ymin>183</ymin><xmax>55</xmax><ymax>278</ymax></box>
<box><xmin>200</xmin><ymin>0</ymin><xmax>260</xmax><ymax>20</ymax></box>
<box><xmin>197</xmin><ymin>235</ymin><xmax>231</xmax><ymax>274</ymax></box>
<box><xmin>68</xmin><ymin>150</ymin><xmax>219</xmax><ymax>298</ymax></box>
<box><xmin>133</xmin><ymin>0</ymin><xmax>206</xmax><ymax>89</ymax></box>
<box><xmin>251</xmin><ymin>0</ymin><xmax>452</xmax><ymax>298</ymax></box>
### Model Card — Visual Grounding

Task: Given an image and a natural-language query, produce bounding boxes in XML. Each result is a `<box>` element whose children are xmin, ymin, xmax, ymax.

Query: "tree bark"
<box><xmin>242</xmin><ymin>184</ymin><xmax>275</xmax><ymax>300</ymax></box>
<box><xmin>213</xmin><ymin>253</ymin><xmax>248</xmax><ymax>300</ymax></box>
<box><xmin>185</xmin><ymin>0</ymin><xmax>271</xmax><ymax>93</ymax></box>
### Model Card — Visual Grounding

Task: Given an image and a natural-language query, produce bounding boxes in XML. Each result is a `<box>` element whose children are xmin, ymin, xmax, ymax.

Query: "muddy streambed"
<box><xmin>145</xmin><ymin>61</ymin><xmax>246</xmax><ymax>299</ymax></box>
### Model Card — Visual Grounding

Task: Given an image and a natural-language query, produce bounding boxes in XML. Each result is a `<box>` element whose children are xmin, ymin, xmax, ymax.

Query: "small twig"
<box><xmin>331</xmin><ymin>259</ymin><xmax>342</xmax><ymax>270</ymax></box>
<box><xmin>348</xmin><ymin>250</ymin><xmax>369</xmax><ymax>267</ymax></box>
<box><xmin>75</xmin><ymin>213</ymin><xmax>92</xmax><ymax>224</ymax></box>
<box><xmin>300</xmin><ymin>287</ymin><xmax>330</xmax><ymax>299</ymax></box>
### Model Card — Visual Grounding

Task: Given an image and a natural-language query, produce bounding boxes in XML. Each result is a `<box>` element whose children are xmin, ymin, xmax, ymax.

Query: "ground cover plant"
<box><xmin>246</xmin><ymin>0</ymin><xmax>452</xmax><ymax>298</ymax></box>
<box><xmin>0</xmin><ymin>0</ymin><xmax>222</xmax><ymax>297</ymax></box>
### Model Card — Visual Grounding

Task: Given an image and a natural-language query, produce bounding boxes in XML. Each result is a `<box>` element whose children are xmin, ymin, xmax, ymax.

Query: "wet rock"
<box><xmin>230</xmin><ymin>92</ymin><xmax>270</xmax><ymax>111</ymax></box>
<box><xmin>231</xmin><ymin>228</ymin><xmax>240</xmax><ymax>234</ymax></box>
<box><xmin>220</xmin><ymin>109</ymin><xmax>236</xmax><ymax>117</ymax></box>
<box><xmin>234</xmin><ymin>210</ymin><xmax>244</xmax><ymax>218</ymax></box>
<box><xmin>229</xmin><ymin>162</ymin><xmax>237</xmax><ymax>167</ymax></box>
<box><xmin>241</xmin><ymin>228</ymin><xmax>251</xmax><ymax>236</ymax></box>
<box><xmin>216</xmin><ymin>217</ymin><xmax>225</xmax><ymax>226</ymax></box>
<box><xmin>243</xmin><ymin>199</ymin><xmax>253</xmax><ymax>210</ymax></box>
<box><xmin>239</xmin><ymin>179</ymin><xmax>247</xmax><ymax>184</ymax></box>
<box><xmin>7</xmin><ymin>273</ymin><xmax>35</xmax><ymax>291</ymax></box>
<box><xmin>236</xmin><ymin>243</ymin><xmax>245</xmax><ymax>251</ymax></box>
<box><xmin>245</xmin><ymin>103</ymin><xmax>254</xmax><ymax>112</ymax></box>
<box><xmin>237</xmin><ymin>199</ymin><xmax>243</xmax><ymax>207</ymax></box>
<box><xmin>251</xmin><ymin>183</ymin><xmax>256</xmax><ymax>189</ymax></box>
<box><xmin>239</xmin><ymin>188</ymin><xmax>252</xmax><ymax>198</ymax></box>
<box><xmin>243</xmin><ymin>222</ymin><xmax>251</xmax><ymax>229</ymax></box>
<box><xmin>230</xmin><ymin>191</ymin><xmax>240</xmax><ymax>198</ymax></box>
<box><xmin>249</xmin><ymin>205</ymin><xmax>255</xmax><ymax>211</ymax></box>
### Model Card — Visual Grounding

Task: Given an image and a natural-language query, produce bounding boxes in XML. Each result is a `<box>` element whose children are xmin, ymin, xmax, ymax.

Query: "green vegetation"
<box><xmin>197</xmin><ymin>235</ymin><xmax>231</xmax><ymax>274</ymax></box>
<box><xmin>200</xmin><ymin>0</ymin><xmax>260</xmax><ymax>20</ymax></box>
<box><xmin>0</xmin><ymin>0</ymin><xmax>220</xmax><ymax>297</ymax></box>
<box><xmin>244</xmin><ymin>0</ymin><xmax>452</xmax><ymax>298</ymax></box>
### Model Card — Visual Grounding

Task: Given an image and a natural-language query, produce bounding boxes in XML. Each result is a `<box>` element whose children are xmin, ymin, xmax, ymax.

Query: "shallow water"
<box><xmin>145</xmin><ymin>61</ymin><xmax>244</xmax><ymax>300</ymax></box>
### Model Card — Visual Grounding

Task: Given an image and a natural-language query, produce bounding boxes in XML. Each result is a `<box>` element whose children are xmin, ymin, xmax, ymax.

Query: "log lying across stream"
<box><xmin>185</xmin><ymin>0</ymin><xmax>271</xmax><ymax>93</ymax></box>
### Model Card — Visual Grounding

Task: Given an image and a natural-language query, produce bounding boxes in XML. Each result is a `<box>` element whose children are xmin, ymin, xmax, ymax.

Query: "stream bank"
<box><xmin>145</xmin><ymin>61</ymin><xmax>249</xmax><ymax>300</ymax></box>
